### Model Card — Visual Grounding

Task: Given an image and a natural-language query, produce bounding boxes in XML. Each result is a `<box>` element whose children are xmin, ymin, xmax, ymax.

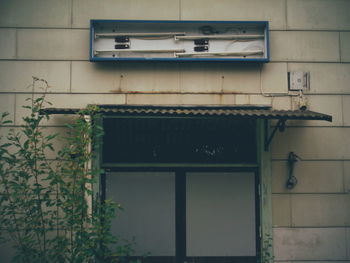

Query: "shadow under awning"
<box><xmin>41</xmin><ymin>104</ymin><xmax>332</xmax><ymax>161</ymax></box>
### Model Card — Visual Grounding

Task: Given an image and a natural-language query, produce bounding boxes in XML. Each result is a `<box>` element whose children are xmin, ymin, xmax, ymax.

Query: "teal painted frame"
<box><xmin>91</xmin><ymin>115</ymin><xmax>103</xmax><ymax>202</ymax></box>
<box><xmin>258</xmin><ymin>119</ymin><xmax>273</xmax><ymax>262</ymax></box>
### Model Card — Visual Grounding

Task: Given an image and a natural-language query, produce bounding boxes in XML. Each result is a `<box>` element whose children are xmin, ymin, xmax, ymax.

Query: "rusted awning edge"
<box><xmin>41</xmin><ymin>105</ymin><xmax>332</xmax><ymax>122</ymax></box>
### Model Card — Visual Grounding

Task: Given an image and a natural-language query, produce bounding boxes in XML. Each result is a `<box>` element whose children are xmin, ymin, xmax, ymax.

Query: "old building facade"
<box><xmin>0</xmin><ymin>0</ymin><xmax>350</xmax><ymax>262</ymax></box>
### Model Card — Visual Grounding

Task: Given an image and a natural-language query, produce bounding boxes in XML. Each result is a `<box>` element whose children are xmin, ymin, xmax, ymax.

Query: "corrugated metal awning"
<box><xmin>42</xmin><ymin>105</ymin><xmax>332</xmax><ymax>122</ymax></box>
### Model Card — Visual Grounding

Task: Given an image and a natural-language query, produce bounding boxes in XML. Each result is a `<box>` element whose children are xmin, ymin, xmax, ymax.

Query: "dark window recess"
<box><xmin>102</xmin><ymin>117</ymin><xmax>257</xmax><ymax>164</ymax></box>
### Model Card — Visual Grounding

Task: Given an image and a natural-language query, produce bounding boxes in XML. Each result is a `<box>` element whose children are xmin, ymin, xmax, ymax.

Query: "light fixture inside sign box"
<box><xmin>90</xmin><ymin>20</ymin><xmax>270</xmax><ymax>62</ymax></box>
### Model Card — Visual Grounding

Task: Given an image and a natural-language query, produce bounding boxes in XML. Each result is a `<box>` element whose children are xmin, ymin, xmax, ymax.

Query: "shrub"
<box><xmin>0</xmin><ymin>78</ymin><xmax>139</xmax><ymax>263</ymax></box>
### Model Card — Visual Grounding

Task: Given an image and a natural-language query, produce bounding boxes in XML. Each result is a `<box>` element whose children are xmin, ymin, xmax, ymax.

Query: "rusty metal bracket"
<box><xmin>264</xmin><ymin>119</ymin><xmax>286</xmax><ymax>151</ymax></box>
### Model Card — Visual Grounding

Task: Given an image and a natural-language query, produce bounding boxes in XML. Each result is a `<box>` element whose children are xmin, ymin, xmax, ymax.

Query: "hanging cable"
<box><xmin>286</xmin><ymin>152</ymin><xmax>301</xmax><ymax>189</ymax></box>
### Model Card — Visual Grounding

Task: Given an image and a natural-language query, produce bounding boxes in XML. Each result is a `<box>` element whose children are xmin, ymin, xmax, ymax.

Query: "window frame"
<box><xmin>103</xmin><ymin>167</ymin><xmax>260</xmax><ymax>263</ymax></box>
<box><xmin>92</xmin><ymin>116</ymin><xmax>273</xmax><ymax>263</ymax></box>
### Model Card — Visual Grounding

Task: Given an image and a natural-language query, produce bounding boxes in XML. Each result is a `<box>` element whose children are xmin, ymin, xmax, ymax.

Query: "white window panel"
<box><xmin>186</xmin><ymin>172</ymin><xmax>256</xmax><ymax>256</ymax></box>
<box><xmin>106</xmin><ymin>172</ymin><xmax>176</xmax><ymax>256</ymax></box>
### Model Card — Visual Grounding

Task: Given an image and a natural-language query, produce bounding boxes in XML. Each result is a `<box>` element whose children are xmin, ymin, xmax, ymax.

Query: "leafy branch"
<box><xmin>0</xmin><ymin>78</ymin><xmax>138</xmax><ymax>263</ymax></box>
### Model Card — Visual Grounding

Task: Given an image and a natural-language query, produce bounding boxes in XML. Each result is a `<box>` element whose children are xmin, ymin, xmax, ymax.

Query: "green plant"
<box><xmin>0</xmin><ymin>77</ymin><xmax>139</xmax><ymax>263</ymax></box>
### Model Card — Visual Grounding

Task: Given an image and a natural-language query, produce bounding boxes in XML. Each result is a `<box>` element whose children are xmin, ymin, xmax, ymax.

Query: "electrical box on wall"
<box><xmin>90</xmin><ymin>20</ymin><xmax>269</xmax><ymax>62</ymax></box>
<box><xmin>288</xmin><ymin>72</ymin><xmax>310</xmax><ymax>91</ymax></box>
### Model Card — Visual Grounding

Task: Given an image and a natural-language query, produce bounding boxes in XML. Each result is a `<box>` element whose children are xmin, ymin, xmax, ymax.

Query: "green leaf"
<box><xmin>2</xmin><ymin>120</ymin><xmax>12</xmax><ymax>124</ymax></box>
<box><xmin>23</xmin><ymin>140</ymin><xmax>29</xmax><ymax>150</ymax></box>
<box><xmin>47</xmin><ymin>144</ymin><xmax>55</xmax><ymax>151</ymax></box>
<box><xmin>45</xmin><ymin>133</ymin><xmax>58</xmax><ymax>140</ymax></box>
<box><xmin>35</xmin><ymin>97</ymin><xmax>44</xmax><ymax>103</ymax></box>
<box><xmin>1</xmin><ymin>112</ymin><xmax>10</xmax><ymax>118</ymax></box>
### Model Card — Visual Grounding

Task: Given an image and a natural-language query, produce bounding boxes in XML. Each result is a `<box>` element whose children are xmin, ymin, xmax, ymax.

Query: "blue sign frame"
<box><xmin>90</xmin><ymin>19</ymin><xmax>270</xmax><ymax>63</ymax></box>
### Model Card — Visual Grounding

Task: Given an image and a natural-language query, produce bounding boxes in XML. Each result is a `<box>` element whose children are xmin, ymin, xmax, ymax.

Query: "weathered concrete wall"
<box><xmin>0</xmin><ymin>0</ymin><xmax>349</xmax><ymax>262</ymax></box>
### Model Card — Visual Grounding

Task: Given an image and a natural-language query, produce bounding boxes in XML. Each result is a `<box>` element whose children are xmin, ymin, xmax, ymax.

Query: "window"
<box><xmin>104</xmin><ymin>169</ymin><xmax>259</xmax><ymax>263</ymax></box>
<box><xmin>99</xmin><ymin>116</ymin><xmax>264</xmax><ymax>263</ymax></box>
<box><xmin>106</xmin><ymin>171</ymin><xmax>176</xmax><ymax>260</ymax></box>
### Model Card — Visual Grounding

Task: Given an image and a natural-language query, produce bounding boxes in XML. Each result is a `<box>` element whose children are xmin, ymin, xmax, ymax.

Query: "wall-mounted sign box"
<box><xmin>90</xmin><ymin>20</ymin><xmax>269</xmax><ymax>62</ymax></box>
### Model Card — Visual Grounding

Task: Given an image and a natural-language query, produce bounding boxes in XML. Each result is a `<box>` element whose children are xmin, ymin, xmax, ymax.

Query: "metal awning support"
<box><xmin>264</xmin><ymin>119</ymin><xmax>286</xmax><ymax>151</ymax></box>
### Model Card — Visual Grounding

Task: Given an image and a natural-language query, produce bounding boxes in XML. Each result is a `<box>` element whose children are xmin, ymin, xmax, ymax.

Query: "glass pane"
<box><xmin>106</xmin><ymin>172</ymin><xmax>176</xmax><ymax>256</ymax></box>
<box><xmin>186</xmin><ymin>172</ymin><xmax>256</xmax><ymax>256</ymax></box>
<box><xmin>103</xmin><ymin>117</ymin><xmax>256</xmax><ymax>164</ymax></box>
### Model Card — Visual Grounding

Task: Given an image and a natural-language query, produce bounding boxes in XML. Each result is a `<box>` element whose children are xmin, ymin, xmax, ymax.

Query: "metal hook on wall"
<box><xmin>286</xmin><ymin>152</ymin><xmax>301</xmax><ymax>189</ymax></box>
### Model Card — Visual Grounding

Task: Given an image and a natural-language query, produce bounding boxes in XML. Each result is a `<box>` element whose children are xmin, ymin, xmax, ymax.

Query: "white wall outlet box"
<box><xmin>288</xmin><ymin>71</ymin><xmax>310</xmax><ymax>91</ymax></box>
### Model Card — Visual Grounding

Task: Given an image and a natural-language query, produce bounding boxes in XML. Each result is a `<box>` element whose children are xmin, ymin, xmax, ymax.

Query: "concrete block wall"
<box><xmin>0</xmin><ymin>0</ymin><xmax>349</xmax><ymax>262</ymax></box>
